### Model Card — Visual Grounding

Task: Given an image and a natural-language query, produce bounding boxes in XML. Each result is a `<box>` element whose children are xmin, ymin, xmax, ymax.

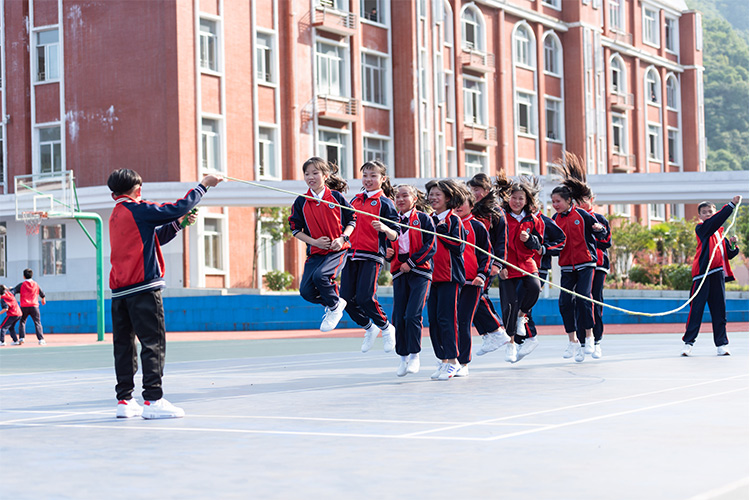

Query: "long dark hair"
<box><xmin>360</xmin><ymin>160</ymin><xmax>395</xmax><ymax>199</ymax></box>
<box><xmin>395</xmin><ymin>184</ymin><xmax>432</xmax><ymax>213</ymax></box>
<box><xmin>425</xmin><ymin>179</ymin><xmax>467</xmax><ymax>210</ymax></box>
<box><xmin>550</xmin><ymin>152</ymin><xmax>592</xmax><ymax>204</ymax></box>
<box><xmin>302</xmin><ymin>157</ymin><xmax>348</xmax><ymax>193</ymax></box>
<box><xmin>494</xmin><ymin>172</ymin><xmax>540</xmax><ymax>214</ymax></box>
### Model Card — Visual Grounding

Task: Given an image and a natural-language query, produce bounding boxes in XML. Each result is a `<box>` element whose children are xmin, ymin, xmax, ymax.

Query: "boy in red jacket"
<box><xmin>13</xmin><ymin>269</ymin><xmax>47</xmax><ymax>345</ymax></box>
<box><xmin>0</xmin><ymin>285</ymin><xmax>22</xmax><ymax>346</ymax></box>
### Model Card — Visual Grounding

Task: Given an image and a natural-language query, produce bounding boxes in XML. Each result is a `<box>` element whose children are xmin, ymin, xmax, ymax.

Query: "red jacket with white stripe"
<box><xmin>1</xmin><ymin>290</ymin><xmax>21</xmax><ymax>317</ymax></box>
<box><xmin>691</xmin><ymin>202</ymin><xmax>739</xmax><ymax>282</ymax></box>
<box><xmin>348</xmin><ymin>190</ymin><xmax>399</xmax><ymax>265</ymax></box>
<box><xmin>432</xmin><ymin>210</ymin><xmax>466</xmax><ymax>284</ymax></box>
<box><xmin>504</xmin><ymin>210</ymin><xmax>545</xmax><ymax>279</ymax></box>
<box><xmin>289</xmin><ymin>187</ymin><xmax>356</xmax><ymax>257</ymax></box>
<box><xmin>388</xmin><ymin>209</ymin><xmax>437</xmax><ymax>280</ymax></box>
<box><xmin>12</xmin><ymin>280</ymin><xmax>45</xmax><ymax>307</ymax></box>
<box><xmin>552</xmin><ymin>207</ymin><xmax>605</xmax><ymax>271</ymax></box>
<box><xmin>461</xmin><ymin>214</ymin><xmax>491</xmax><ymax>283</ymax></box>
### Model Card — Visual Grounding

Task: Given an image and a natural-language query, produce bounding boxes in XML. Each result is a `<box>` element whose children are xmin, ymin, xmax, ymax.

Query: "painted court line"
<box><xmin>687</xmin><ymin>477</ymin><xmax>749</xmax><ymax>500</ymax></box>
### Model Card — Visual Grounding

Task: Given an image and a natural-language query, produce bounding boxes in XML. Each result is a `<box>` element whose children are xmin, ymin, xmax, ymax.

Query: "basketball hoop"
<box><xmin>21</xmin><ymin>211</ymin><xmax>48</xmax><ymax>236</ymax></box>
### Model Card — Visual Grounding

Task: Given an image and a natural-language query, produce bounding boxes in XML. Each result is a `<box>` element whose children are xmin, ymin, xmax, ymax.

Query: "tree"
<box><xmin>608</xmin><ymin>216</ymin><xmax>655</xmax><ymax>279</ymax></box>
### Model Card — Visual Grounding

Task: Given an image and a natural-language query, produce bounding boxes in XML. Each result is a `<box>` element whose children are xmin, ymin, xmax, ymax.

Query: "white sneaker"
<box><xmin>454</xmin><ymin>364</ymin><xmax>469</xmax><ymax>377</ymax></box>
<box><xmin>11</xmin><ymin>340</ymin><xmax>21</xmax><ymax>345</ymax></box>
<box><xmin>717</xmin><ymin>345</ymin><xmax>731</xmax><ymax>356</ymax></box>
<box><xmin>320</xmin><ymin>298</ymin><xmax>346</xmax><ymax>332</ymax></box>
<box><xmin>430</xmin><ymin>362</ymin><xmax>446</xmax><ymax>380</ymax></box>
<box><xmin>584</xmin><ymin>338</ymin><xmax>595</xmax><ymax>354</ymax></box>
<box><xmin>562</xmin><ymin>341</ymin><xmax>578</xmax><ymax>359</ymax></box>
<box><xmin>438</xmin><ymin>363</ymin><xmax>460</xmax><ymax>380</ymax></box>
<box><xmin>116</xmin><ymin>399</ymin><xmax>143</xmax><ymax>419</ymax></box>
<box><xmin>515</xmin><ymin>337</ymin><xmax>539</xmax><ymax>362</ymax></box>
<box><xmin>574</xmin><ymin>345</ymin><xmax>585</xmax><ymax>363</ymax></box>
<box><xmin>516</xmin><ymin>315</ymin><xmax>528</xmax><ymax>336</ymax></box>
<box><xmin>0</xmin><ymin>342</ymin><xmax>5</xmax><ymax>346</ymax></box>
<box><xmin>406</xmin><ymin>354</ymin><xmax>420</xmax><ymax>374</ymax></box>
<box><xmin>592</xmin><ymin>342</ymin><xmax>602</xmax><ymax>359</ymax></box>
<box><xmin>681</xmin><ymin>344</ymin><xmax>692</xmax><ymax>357</ymax></box>
<box><xmin>396</xmin><ymin>356</ymin><xmax>408</xmax><ymax>377</ymax></box>
<box><xmin>141</xmin><ymin>398</ymin><xmax>185</xmax><ymax>419</ymax></box>
<box><xmin>381</xmin><ymin>323</ymin><xmax>396</xmax><ymax>353</ymax></box>
<box><xmin>39</xmin><ymin>339</ymin><xmax>46</xmax><ymax>345</ymax></box>
<box><xmin>475</xmin><ymin>334</ymin><xmax>496</xmax><ymax>356</ymax></box>
<box><xmin>505</xmin><ymin>342</ymin><xmax>518</xmax><ymax>363</ymax></box>
<box><xmin>18</xmin><ymin>338</ymin><xmax>25</xmax><ymax>344</ymax></box>
<box><xmin>361</xmin><ymin>323</ymin><xmax>379</xmax><ymax>353</ymax></box>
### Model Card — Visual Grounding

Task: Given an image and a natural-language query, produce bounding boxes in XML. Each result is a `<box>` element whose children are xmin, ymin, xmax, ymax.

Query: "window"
<box><xmin>363</xmin><ymin>136</ymin><xmax>389</xmax><ymax>166</ymax></box>
<box><xmin>361</xmin><ymin>0</ymin><xmax>383</xmax><ymax>24</ymax></box>
<box><xmin>316</xmin><ymin>43</ymin><xmax>344</xmax><ymax>97</ymax></box>
<box><xmin>199</xmin><ymin>19</ymin><xmax>218</xmax><ymax>72</ymax></box>
<box><xmin>0</xmin><ymin>128</ymin><xmax>4</xmax><ymax>184</ymax></box>
<box><xmin>203</xmin><ymin>217</ymin><xmax>223</xmax><ymax>271</ymax></box>
<box><xmin>319</xmin><ymin>129</ymin><xmax>349</xmax><ymax>178</ymax></box>
<box><xmin>610</xmin><ymin>56</ymin><xmax>624</xmax><ymax>94</ymax></box>
<box><xmin>665</xmin><ymin>17</ymin><xmax>678</xmax><ymax>53</ymax></box>
<box><xmin>545</xmin><ymin>98</ymin><xmax>561</xmax><ymax>141</ymax></box>
<box><xmin>42</xmin><ymin>224</ymin><xmax>65</xmax><ymax>275</ymax></box>
<box><xmin>649</xmin><ymin>203</ymin><xmax>665</xmax><ymax>221</ymax></box>
<box><xmin>463</xmin><ymin>78</ymin><xmax>485</xmax><ymax>125</ymax></box>
<box><xmin>259</xmin><ymin>221</ymin><xmax>284</xmax><ymax>278</ymax></box>
<box><xmin>465</xmin><ymin>152</ymin><xmax>487</xmax><ymax>177</ymax></box>
<box><xmin>518</xmin><ymin>161</ymin><xmax>538</xmax><ymax>175</ymax></box>
<box><xmin>35</xmin><ymin>29</ymin><xmax>59</xmax><ymax>82</ymax></box>
<box><xmin>668</xmin><ymin>129</ymin><xmax>679</xmax><ymax>164</ymax></box>
<box><xmin>516</xmin><ymin>93</ymin><xmax>535</xmax><ymax>135</ymax></box>
<box><xmin>39</xmin><ymin>127</ymin><xmax>62</xmax><ymax>174</ymax></box>
<box><xmin>256</xmin><ymin>32</ymin><xmax>274</xmax><ymax>84</ymax></box>
<box><xmin>542</xmin><ymin>0</ymin><xmax>561</xmax><ymax>9</ymax></box>
<box><xmin>613</xmin><ymin>204</ymin><xmax>631</xmax><ymax>216</ymax></box>
<box><xmin>362</xmin><ymin>53</ymin><xmax>386</xmax><ymax>105</ymax></box>
<box><xmin>201</xmin><ymin>118</ymin><xmax>221</xmax><ymax>172</ymax></box>
<box><xmin>514</xmin><ymin>25</ymin><xmax>533</xmax><ymax>67</ymax></box>
<box><xmin>258</xmin><ymin>127</ymin><xmax>278</xmax><ymax>179</ymax></box>
<box><xmin>612</xmin><ymin>114</ymin><xmax>627</xmax><ymax>154</ymax></box>
<box><xmin>666</xmin><ymin>76</ymin><xmax>678</xmax><ymax>109</ymax></box>
<box><xmin>543</xmin><ymin>35</ymin><xmax>560</xmax><ymax>76</ymax></box>
<box><xmin>462</xmin><ymin>8</ymin><xmax>481</xmax><ymax>50</ymax></box>
<box><xmin>443</xmin><ymin>3</ymin><xmax>454</xmax><ymax>46</ymax></box>
<box><xmin>643</xmin><ymin>8</ymin><xmax>659</xmax><ymax>46</ymax></box>
<box><xmin>0</xmin><ymin>222</ymin><xmax>6</xmax><ymax>278</ymax></box>
<box><xmin>646</xmin><ymin>70</ymin><xmax>660</xmax><ymax>105</ymax></box>
<box><xmin>648</xmin><ymin>124</ymin><xmax>661</xmax><ymax>160</ymax></box>
<box><xmin>609</xmin><ymin>0</ymin><xmax>623</xmax><ymax>31</ymax></box>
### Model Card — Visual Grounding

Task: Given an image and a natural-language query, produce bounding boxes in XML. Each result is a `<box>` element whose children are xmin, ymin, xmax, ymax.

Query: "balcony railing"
<box><xmin>609</xmin><ymin>92</ymin><xmax>634</xmax><ymax>110</ymax></box>
<box><xmin>463</xmin><ymin>124</ymin><xmax>497</xmax><ymax>148</ymax></box>
<box><xmin>461</xmin><ymin>49</ymin><xmax>495</xmax><ymax>74</ymax></box>
<box><xmin>610</xmin><ymin>29</ymin><xmax>633</xmax><ymax>46</ymax></box>
<box><xmin>611</xmin><ymin>154</ymin><xmax>636</xmax><ymax>173</ymax></box>
<box><xmin>312</xmin><ymin>4</ymin><xmax>356</xmax><ymax>37</ymax></box>
<box><xmin>317</xmin><ymin>95</ymin><xmax>358</xmax><ymax>122</ymax></box>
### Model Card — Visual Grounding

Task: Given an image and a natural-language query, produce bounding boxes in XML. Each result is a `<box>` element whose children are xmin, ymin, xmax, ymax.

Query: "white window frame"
<box><xmin>612</xmin><ymin>113</ymin><xmax>627</xmax><ymax>155</ymax></box>
<box><xmin>465</xmin><ymin>151</ymin><xmax>488</xmax><ymax>177</ymax></box>
<box><xmin>201</xmin><ymin>214</ymin><xmax>226</xmax><ymax>273</ymax></box>
<box><xmin>34</xmin><ymin>29</ymin><xmax>60</xmax><ymax>83</ymax></box>
<box><xmin>517</xmin><ymin>160</ymin><xmax>539</xmax><ymax>176</ymax></box>
<box><xmin>667</xmin><ymin>127</ymin><xmax>680</xmax><ymax>166</ymax></box>
<box><xmin>256</xmin><ymin>31</ymin><xmax>275</xmax><ymax>85</ymax></box>
<box><xmin>461</xmin><ymin>6</ymin><xmax>484</xmax><ymax>52</ymax></box>
<box><xmin>0</xmin><ymin>222</ymin><xmax>6</xmax><ymax>278</ymax></box>
<box><xmin>363</xmin><ymin>135</ymin><xmax>390</xmax><ymax>171</ymax></box>
<box><xmin>258</xmin><ymin>125</ymin><xmax>280</xmax><ymax>180</ymax></box>
<box><xmin>516</xmin><ymin>92</ymin><xmax>536</xmax><ymax>136</ymax></box>
<box><xmin>41</xmin><ymin>223</ymin><xmax>66</xmax><ymax>276</ymax></box>
<box><xmin>664</xmin><ymin>16</ymin><xmax>679</xmax><ymax>55</ymax></box>
<box><xmin>316</xmin><ymin>41</ymin><xmax>346</xmax><ymax>97</ymax></box>
<box><xmin>642</xmin><ymin>7</ymin><xmax>660</xmax><ymax>48</ymax></box>
<box><xmin>613</xmin><ymin>204</ymin><xmax>631</xmax><ymax>217</ymax></box>
<box><xmin>361</xmin><ymin>0</ymin><xmax>386</xmax><ymax>25</ymax></box>
<box><xmin>609</xmin><ymin>0</ymin><xmax>624</xmax><ymax>32</ymax></box>
<box><xmin>37</xmin><ymin>125</ymin><xmax>63</xmax><ymax>174</ymax></box>
<box><xmin>647</xmin><ymin>123</ymin><xmax>662</xmax><ymax>161</ymax></box>
<box><xmin>646</xmin><ymin>69</ymin><xmax>660</xmax><ymax>106</ymax></box>
<box><xmin>543</xmin><ymin>33</ymin><xmax>562</xmax><ymax>77</ymax></box>
<box><xmin>259</xmin><ymin>220</ymin><xmax>285</xmax><ymax>278</ymax></box>
<box><xmin>318</xmin><ymin>127</ymin><xmax>351</xmax><ymax>179</ymax></box>
<box><xmin>545</xmin><ymin>97</ymin><xmax>562</xmax><ymax>142</ymax></box>
<box><xmin>361</xmin><ymin>51</ymin><xmax>388</xmax><ymax>106</ymax></box>
<box><xmin>199</xmin><ymin>18</ymin><xmax>219</xmax><ymax>73</ymax></box>
<box><xmin>610</xmin><ymin>55</ymin><xmax>626</xmax><ymax>94</ymax></box>
<box><xmin>514</xmin><ymin>24</ymin><xmax>535</xmax><ymax>69</ymax></box>
<box><xmin>649</xmin><ymin>203</ymin><xmax>665</xmax><ymax>222</ymax></box>
<box><xmin>201</xmin><ymin>117</ymin><xmax>223</xmax><ymax>173</ymax></box>
<box><xmin>463</xmin><ymin>76</ymin><xmax>486</xmax><ymax>126</ymax></box>
<box><xmin>542</xmin><ymin>0</ymin><xmax>561</xmax><ymax>11</ymax></box>
<box><xmin>665</xmin><ymin>74</ymin><xmax>679</xmax><ymax>110</ymax></box>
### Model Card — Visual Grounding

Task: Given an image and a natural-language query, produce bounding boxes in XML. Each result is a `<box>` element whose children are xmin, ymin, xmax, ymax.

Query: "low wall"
<box><xmin>37</xmin><ymin>291</ymin><xmax>749</xmax><ymax>333</ymax></box>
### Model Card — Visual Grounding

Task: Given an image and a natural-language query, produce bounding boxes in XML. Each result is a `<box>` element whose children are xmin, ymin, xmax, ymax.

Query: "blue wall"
<box><xmin>36</xmin><ymin>294</ymin><xmax>749</xmax><ymax>333</ymax></box>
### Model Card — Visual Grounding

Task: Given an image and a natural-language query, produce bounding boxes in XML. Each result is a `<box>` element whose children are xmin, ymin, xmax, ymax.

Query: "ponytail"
<box><xmin>550</xmin><ymin>151</ymin><xmax>592</xmax><ymax>204</ymax></box>
<box><xmin>361</xmin><ymin>160</ymin><xmax>395</xmax><ymax>199</ymax></box>
<box><xmin>302</xmin><ymin>157</ymin><xmax>349</xmax><ymax>193</ymax></box>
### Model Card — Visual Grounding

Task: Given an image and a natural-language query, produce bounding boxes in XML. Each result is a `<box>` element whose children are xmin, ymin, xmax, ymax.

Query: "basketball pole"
<box><xmin>66</xmin><ymin>212</ymin><xmax>105</xmax><ymax>342</ymax></box>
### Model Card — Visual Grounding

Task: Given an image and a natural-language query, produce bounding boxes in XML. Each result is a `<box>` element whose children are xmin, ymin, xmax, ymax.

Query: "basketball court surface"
<box><xmin>1</xmin><ymin>327</ymin><xmax>748</xmax><ymax>499</ymax></box>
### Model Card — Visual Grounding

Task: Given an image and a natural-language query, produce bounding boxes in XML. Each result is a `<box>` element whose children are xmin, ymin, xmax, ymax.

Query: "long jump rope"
<box><xmin>223</xmin><ymin>175</ymin><xmax>743</xmax><ymax>319</ymax></box>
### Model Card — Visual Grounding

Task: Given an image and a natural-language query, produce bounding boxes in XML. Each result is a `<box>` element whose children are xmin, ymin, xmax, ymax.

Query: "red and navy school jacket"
<box><xmin>288</xmin><ymin>187</ymin><xmax>356</xmax><ymax>257</ymax></box>
<box><xmin>460</xmin><ymin>214</ymin><xmax>491</xmax><ymax>283</ymax></box>
<box><xmin>1</xmin><ymin>290</ymin><xmax>22</xmax><ymax>317</ymax></box>
<box><xmin>588</xmin><ymin>210</ymin><xmax>612</xmax><ymax>273</ymax></box>
<box><xmin>552</xmin><ymin>207</ymin><xmax>606</xmax><ymax>271</ymax></box>
<box><xmin>476</xmin><ymin>212</ymin><xmax>508</xmax><ymax>273</ymax></box>
<box><xmin>388</xmin><ymin>209</ymin><xmax>437</xmax><ymax>280</ymax></box>
<box><xmin>348</xmin><ymin>190</ymin><xmax>399</xmax><ymax>265</ymax></box>
<box><xmin>504</xmin><ymin>210</ymin><xmax>545</xmax><ymax>279</ymax></box>
<box><xmin>691</xmin><ymin>202</ymin><xmax>739</xmax><ymax>282</ymax></box>
<box><xmin>534</xmin><ymin>212</ymin><xmax>566</xmax><ymax>272</ymax></box>
<box><xmin>109</xmin><ymin>184</ymin><xmax>207</xmax><ymax>299</ymax></box>
<box><xmin>12</xmin><ymin>279</ymin><xmax>45</xmax><ymax>307</ymax></box>
<box><xmin>432</xmin><ymin>210</ymin><xmax>466</xmax><ymax>284</ymax></box>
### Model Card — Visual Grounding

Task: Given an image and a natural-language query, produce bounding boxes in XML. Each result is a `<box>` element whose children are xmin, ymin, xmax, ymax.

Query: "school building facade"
<box><xmin>0</xmin><ymin>0</ymin><xmax>705</xmax><ymax>294</ymax></box>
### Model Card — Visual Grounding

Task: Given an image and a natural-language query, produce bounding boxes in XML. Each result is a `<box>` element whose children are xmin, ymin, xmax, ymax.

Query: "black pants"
<box><xmin>457</xmin><ymin>284</ymin><xmax>482</xmax><ymax>365</ymax></box>
<box><xmin>340</xmin><ymin>259</ymin><xmax>389</xmax><ymax>329</ymax></box>
<box><xmin>592</xmin><ymin>270</ymin><xmax>607</xmax><ymax>342</ymax></box>
<box><xmin>683</xmin><ymin>272</ymin><xmax>728</xmax><ymax>347</ymax></box>
<box><xmin>0</xmin><ymin>315</ymin><xmax>20</xmax><ymax>343</ymax></box>
<box><xmin>18</xmin><ymin>306</ymin><xmax>44</xmax><ymax>340</ymax></box>
<box><xmin>299</xmin><ymin>251</ymin><xmax>347</xmax><ymax>309</ymax></box>
<box><xmin>112</xmin><ymin>290</ymin><xmax>166</xmax><ymax>401</ymax></box>
<box><xmin>428</xmin><ymin>282</ymin><xmax>460</xmax><ymax>360</ymax></box>
<box><xmin>472</xmin><ymin>279</ymin><xmax>504</xmax><ymax>335</ymax></box>
<box><xmin>392</xmin><ymin>273</ymin><xmax>430</xmax><ymax>356</ymax></box>
<box><xmin>506</xmin><ymin>275</ymin><xmax>542</xmax><ymax>340</ymax></box>
<box><xmin>559</xmin><ymin>267</ymin><xmax>595</xmax><ymax>344</ymax></box>
<box><xmin>525</xmin><ymin>269</ymin><xmax>549</xmax><ymax>339</ymax></box>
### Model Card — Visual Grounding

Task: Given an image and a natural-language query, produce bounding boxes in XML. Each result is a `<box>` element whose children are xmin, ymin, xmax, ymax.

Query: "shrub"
<box><xmin>265</xmin><ymin>270</ymin><xmax>294</xmax><ymax>291</ymax></box>
<box><xmin>661</xmin><ymin>264</ymin><xmax>693</xmax><ymax>290</ymax></box>
<box><xmin>628</xmin><ymin>265</ymin><xmax>657</xmax><ymax>285</ymax></box>
<box><xmin>378</xmin><ymin>265</ymin><xmax>392</xmax><ymax>286</ymax></box>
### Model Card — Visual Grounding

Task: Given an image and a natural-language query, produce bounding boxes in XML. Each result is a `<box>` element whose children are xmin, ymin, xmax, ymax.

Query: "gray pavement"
<box><xmin>1</xmin><ymin>332</ymin><xmax>748</xmax><ymax>500</ymax></box>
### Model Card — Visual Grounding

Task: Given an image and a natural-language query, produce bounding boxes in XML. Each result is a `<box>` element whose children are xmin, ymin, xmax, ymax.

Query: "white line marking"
<box><xmin>687</xmin><ymin>477</ymin><xmax>749</xmax><ymax>500</ymax></box>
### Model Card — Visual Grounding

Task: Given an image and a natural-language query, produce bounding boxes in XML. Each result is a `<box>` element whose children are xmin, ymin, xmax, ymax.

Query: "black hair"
<box><xmin>23</xmin><ymin>269</ymin><xmax>33</xmax><ymax>279</ymax></box>
<box><xmin>107</xmin><ymin>169</ymin><xmax>142</xmax><ymax>197</ymax></box>
<box><xmin>425</xmin><ymin>179</ymin><xmax>467</xmax><ymax>210</ymax></box>
<box><xmin>395</xmin><ymin>185</ymin><xmax>432</xmax><ymax>213</ymax></box>
<box><xmin>550</xmin><ymin>152</ymin><xmax>592</xmax><ymax>205</ymax></box>
<box><xmin>467</xmin><ymin>173</ymin><xmax>493</xmax><ymax>192</ymax></box>
<box><xmin>360</xmin><ymin>160</ymin><xmax>395</xmax><ymax>199</ymax></box>
<box><xmin>0</xmin><ymin>285</ymin><xmax>6</xmax><ymax>295</ymax></box>
<box><xmin>495</xmin><ymin>174</ymin><xmax>541</xmax><ymax>214</ymax></box>
<box><xmin>302</xmin><ymin>157</ymin><xmax>348</xmax><ymax>193</ymax></box>
<box><xmin>697</xmin><ymin>201</ymin><xmax>714</xmax><ymax>213</ymax></box>
<box><xmin>458</xmin><ymin>183</ymin><xmax>476</xmax><ymax>208</ymax></box>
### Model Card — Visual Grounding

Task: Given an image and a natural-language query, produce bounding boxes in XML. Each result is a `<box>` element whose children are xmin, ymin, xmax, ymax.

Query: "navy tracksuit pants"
<box><xmin>525</xmin><ymin>269</ymin><xmax>548</xmax><ymax>339</ymax></box>
<box><xmin>506</xmin><ymin>275</ymin><xmax>542</xmax><ymax>341</ymax></box>
<box><xmin>392</xmin><ymin>273</ymin><xmax>430</xmax><ymax>356</ymax></box>
<box><xmin>457</xmin><ymin>284</ymin><xmax>482</xmax><ymax>365</ymax></box>
<box><xmin>428</xmin><ymin>282</ymin><xmax>460</xmax><ymax>360</ymax></box>
<box><xmin>340</xmin><ymin>259</ymin><xmax>390</xmax><ymax>330</ymax></box>
<box><xmin>299</xmin><ymin>251</ymin><xmax>348</xmax><ymax>310</ymax></box>
<box><xmin>472</xmin><ymin>278</ymin><xmax>504</xmax><ymax>335</ymax></box>
<box><xmin>592</xmin><ymin>270</ymin><xmax>607</xmax><ymax>342</ymax></box>
<box><xmin>559</xmin><ymin>267</ymin><xmax>595</xmax><ymax>344</ymax></box>
<box><xmin>683</xmin><ymin>271</ymin><xmax>729</xmax><ymax>347</ymax></box>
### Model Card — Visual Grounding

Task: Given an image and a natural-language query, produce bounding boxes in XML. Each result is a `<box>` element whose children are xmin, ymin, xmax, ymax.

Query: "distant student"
<box><xmin>289</xmin><ymin>158</ymin><xmax>355</xmax><ymax>334</ymax></box>
<box><xmin>386</xmin><ymin>185</ymin><xmax>436</xmax><ymax>377</ymax></box>
<box><xmin>108</xmin><ymin>168</ymin><xmax>222</xmax><ymax>419</ymax></box>
<box><xmin>341</xmin><ymin>160</ymin><xmax>400</xmax><ymax>353</ymax></box>
<box><xmin>454</xmin><ymin>185</ymin><xmax>492</xmax><ymax>377</ymax></box>
<box><xmin>13</xmin><ymin>269</ymin><xmax>47</xmax><ymax>345</ymax></box>
<box><xmin>681</xmin><ymin>195</ymin><xmax>742</xmax><ymax>356</ymax></box>
<box><xmin>0</xmin><ymin>285</ymin><xmax>22</xmax><ymax>346</ymax></box>
<box><xmin>466</xmin><ymin>173</ymin><xmax>510</xmax><ymax>356</ymax></box>
<box><xmin>425</xmin><ymin>179</ymin><xmax>466</xmax><ymax>380</ymax></box>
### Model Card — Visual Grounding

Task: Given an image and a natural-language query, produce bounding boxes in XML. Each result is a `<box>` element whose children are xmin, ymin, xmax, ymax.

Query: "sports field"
<box><xmin>1</xmin><ymin>325</ymin><xmax>747</xmax><ymax>500</ymax></box>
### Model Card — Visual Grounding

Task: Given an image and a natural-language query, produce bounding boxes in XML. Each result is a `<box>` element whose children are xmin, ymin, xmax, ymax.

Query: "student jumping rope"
<box><xmin>494</xmin><ymin>174</ymin><xmax>546</xmax><ymax>363</ymax></box>
<box><xmin>340</xmin><ymin>160</ymin><xmax>400</xmax><ymax>353</ymax></box>
<box><xmin>466</xmin><ymin>173</ymin><xmax>511</xmax><ymax>356</ymax></box>
<box><xmin>425</xmin><ymin>179</ymin><xmax>467</xmax><ymax>380</ymax></box>
<box><xmin>386</xmin><ymin>185</ymin><xmax>436</xmax><ymax>376</ymax></box>
<box><xmin>0</xmin><ymin>285</ymin><xmax>22</xmax><ymax>346</ymax></box>
<box><xmin>289</xmin><ymin>157</ymin><xmax>356</xmax><ymax>334</ymax></box>
<box><xmin>455</xmin><ymin>185</ymin><xmax>493</xmax><ymax>377</ymax></box>
<box><xmin>550</xmin><ymin>153</ymin><xmax>607</xmax><ymax>363</ymax></box>
<box><xmin>681</xmin><ymin>195</ymin><xmax>742</xmax><ymax>356</ymax></box>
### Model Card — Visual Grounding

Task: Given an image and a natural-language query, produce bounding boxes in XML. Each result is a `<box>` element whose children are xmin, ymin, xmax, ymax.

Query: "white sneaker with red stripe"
<box><xmin>116</xmin><ymin>399</ymin><xmax>143</xmax><ymax>418</ymax></box>
<box><xmin>141</xmin><ymin>398</ymin><xmax>185</xmax><ymax>419</ymax></box>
